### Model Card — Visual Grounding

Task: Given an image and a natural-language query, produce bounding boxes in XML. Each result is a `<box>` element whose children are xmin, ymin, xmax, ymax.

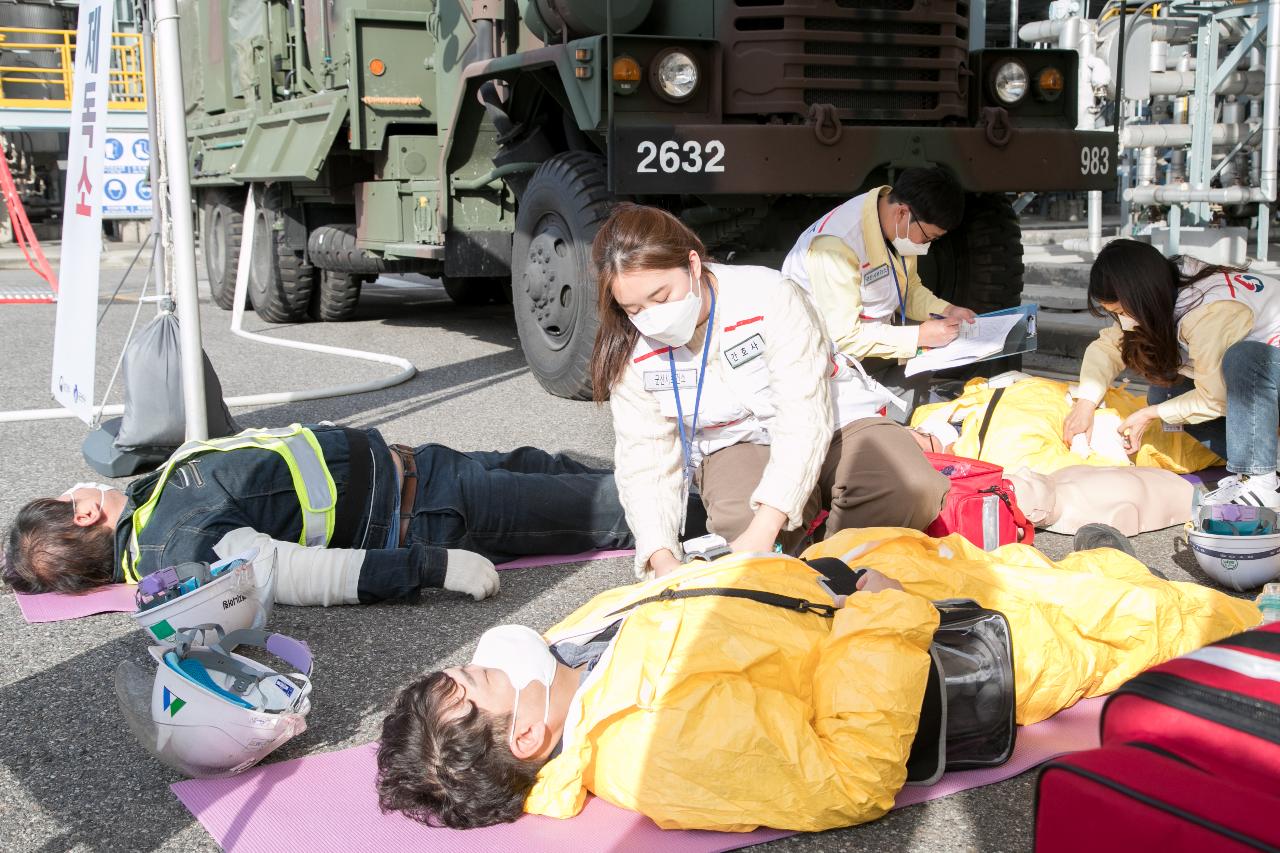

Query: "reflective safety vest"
<box><xmin>121</xmin><ymin>424</ymin><xmax>337</xmax><ymax>583</ymax></box>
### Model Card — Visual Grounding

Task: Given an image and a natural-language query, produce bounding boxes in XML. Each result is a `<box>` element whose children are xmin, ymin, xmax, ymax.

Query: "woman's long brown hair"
<box><xmin>589</xmin><ymin>204</ymin><xmax>708</xmax><ymax>401</ymax></box>
<box><xmin>1086</xmin><ymin>239</ymin><xmax>1248</xmax><ymax>386</ymax></box>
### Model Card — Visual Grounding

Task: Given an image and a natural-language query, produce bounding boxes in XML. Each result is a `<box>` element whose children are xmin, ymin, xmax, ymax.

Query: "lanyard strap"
<box><xmin>887</xmin><ymin>248</ymin><xmax>907</xmax><ymax>325</ymax></box>
<box><xmin>669</xmin><ymin>281</ymin><xmax>717</xmax><ymax>481</ymax></box>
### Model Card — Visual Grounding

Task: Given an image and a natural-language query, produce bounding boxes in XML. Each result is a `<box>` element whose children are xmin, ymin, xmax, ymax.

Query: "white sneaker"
<box><xmin>1202</xmin><ymin>476</ymin><xmax>1280</xmax><ymax>508</ymax></box>
<box><xmin>1214</xmin><ymin>473</ymin><xmax>1244</xmax><ymax>491</ymax></box>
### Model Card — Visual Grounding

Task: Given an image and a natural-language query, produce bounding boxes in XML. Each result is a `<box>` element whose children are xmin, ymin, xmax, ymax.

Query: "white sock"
<box><xmin>1245</xmin><ymin>471</ymin><xmax>1279</xmax><ymax>491</ymax></box>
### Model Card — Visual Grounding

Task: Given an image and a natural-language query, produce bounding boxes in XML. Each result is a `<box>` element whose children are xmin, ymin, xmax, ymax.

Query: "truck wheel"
<box><xmin>512</xmin><ymin>152</ymin><xmax>612</xmax><ymax>400</ymax></box>
<box><xmin>248</xmin><ymin>185</ymin><xmax>314</xmax><ymax>323</ymax></box>
<box><xmin>916</xmin><ymin>193</ymin><xmax>1025</xmax><ymax>314</ymax></box>
<box><xmin>199</xmin><ymin>189</ymin><xmax>245</xmax><ymax>310</ymax></box>
<box><xmin>313</xmin><ymin>270</ymin><xmax>365</xmax><ymax>322</ymax></box>
<box><xmin>442</xmin><ymin>276</ymin><xmax>509</xmax><ymax>306</ymax></box>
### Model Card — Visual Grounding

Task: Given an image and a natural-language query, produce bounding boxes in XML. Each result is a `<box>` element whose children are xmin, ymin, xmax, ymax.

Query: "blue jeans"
<box><xmin>1146</xmin><ymin>340</ymin><xmax>1280</xmax><ymax>475</ymax></box>
<box><xmin>405</xmin><ymin>445</ymin><xmax>636</xmax><ymax>561</ymax></box>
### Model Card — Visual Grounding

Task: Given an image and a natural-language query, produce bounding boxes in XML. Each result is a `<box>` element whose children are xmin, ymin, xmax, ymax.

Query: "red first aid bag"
<box><xmin>1034</xmin><ymin>623</ymin><xmax>1280</xmax><ymax>853</ymax></box>
<box><xmin>1100</xmin><ymin>621</ymin><xmax>1280</xmax><ymax>786</ymax></box>
<box><xmin>1035</xmin><ymin>743</ymin><xmax>1280</xmax><ymax>853</ymax></box>
<box><xmin>924</xmin><ymin>452</ymin><xmax>1033</xmax><ymax>551</ymax></box>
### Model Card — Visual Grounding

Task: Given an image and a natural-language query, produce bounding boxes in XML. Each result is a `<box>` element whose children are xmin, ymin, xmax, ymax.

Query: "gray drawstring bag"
<box><xmin>82</xmin><ymin>312</ymin><xmax>239</xmax><ymax>477</ymax></box>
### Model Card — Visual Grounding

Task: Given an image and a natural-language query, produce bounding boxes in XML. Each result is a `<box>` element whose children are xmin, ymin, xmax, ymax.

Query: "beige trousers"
<box><xmin>697</xmin><ymin>417</ymin><xmax>950</xmax><ymax>552</ymax></box>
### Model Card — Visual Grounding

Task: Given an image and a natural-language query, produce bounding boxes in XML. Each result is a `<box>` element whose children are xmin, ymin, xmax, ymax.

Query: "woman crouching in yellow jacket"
<box><xmin>374</xmin><ymin>528</ymin><xmax>1259</xmax><ymax>833</ymax></box>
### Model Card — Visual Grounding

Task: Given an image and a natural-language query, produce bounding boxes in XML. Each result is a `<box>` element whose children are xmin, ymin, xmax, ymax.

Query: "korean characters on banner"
<box><xmin>52</xmin><ymin>0</ymin><xmax>115</xmax><ymax>423</ymax></box>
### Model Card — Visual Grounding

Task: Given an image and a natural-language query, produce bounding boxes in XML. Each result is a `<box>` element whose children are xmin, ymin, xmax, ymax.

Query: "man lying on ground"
<box><xmin>3</xmin><ymin>423</ymin><xmax>659</xmax><ymax>605</ymax></box>
<box><xmin>376</xmin><ymin>526</ymin><xmax>1258</xmax><ymax>832</ymax></box>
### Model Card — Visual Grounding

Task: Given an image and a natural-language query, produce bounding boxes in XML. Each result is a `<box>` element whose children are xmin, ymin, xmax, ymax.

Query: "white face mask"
<box><xmin>1117</xmin><ymin>314</ymin><xmax>1138</xmax><ymax>331</ymax></box>
<box><xmin>892</xmin><ymin>210</ymin><xmax>931</xmax><ymax>257</ymax></box>
<box><xmin>628</xmin><ymin>269</ymin><xmax>703</xmax><ymax>347</ymax></box>
<box><xmin>470</xmin><ymin>624</ymin><xmax>558</xmax><ymax>747</ymax></box>
<box><xmin>61</xmin><ymin>482</ymin><xmax>115</xmax><ymax>515</ymax></box>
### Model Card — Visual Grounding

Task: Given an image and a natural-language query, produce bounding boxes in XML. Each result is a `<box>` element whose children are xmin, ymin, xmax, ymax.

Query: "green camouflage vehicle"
<box><xmin>182</xmin><ymin>0</ymin><xmax>1116</xmax><ymax>399</ymax></box>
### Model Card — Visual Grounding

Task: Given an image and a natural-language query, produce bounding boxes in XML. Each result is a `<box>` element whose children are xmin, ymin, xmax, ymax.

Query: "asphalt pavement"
<box><xmin>0</xmin><ymin>260</ymin><xmax>1234</xmax><ymax>853</ymax></box>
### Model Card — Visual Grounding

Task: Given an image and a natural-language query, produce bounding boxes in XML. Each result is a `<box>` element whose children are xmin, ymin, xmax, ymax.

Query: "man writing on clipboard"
<box><xmin>782</xmin><ymin>166</ymin><xmax>977</xmax><ymax>422</ymax></box>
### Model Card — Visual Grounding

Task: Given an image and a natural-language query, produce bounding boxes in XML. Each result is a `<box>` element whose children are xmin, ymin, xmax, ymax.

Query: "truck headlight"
<box><xmin>991</xmin><ymin>61</ymin><xmax>1029</xmax><ymax>105</ymax></box>
<box><xmin>652</xmin><ymin>48</ymin><xmax>699</xmax><ymax>103</ymax></box>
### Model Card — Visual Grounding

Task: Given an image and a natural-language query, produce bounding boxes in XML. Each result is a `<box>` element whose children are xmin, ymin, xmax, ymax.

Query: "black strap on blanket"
<box><xmin>606</xmin><ymin>585</ymin><xmax>837</xmax><ymax>619</ymax></box>
<box><xmin>975</xmin><ymin>387</ymin><xmax>1005</xmax><ymax>461</ymax></box>
<box><xmin>330</xmin><ymin>428</ymin><xmax>372</xmax><ymax>549</ymax></box>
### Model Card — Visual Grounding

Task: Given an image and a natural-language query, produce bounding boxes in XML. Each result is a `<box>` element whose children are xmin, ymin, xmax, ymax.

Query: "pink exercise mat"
<box><xmin>9</xmin><ymin>549</ymin><xmax>634</xmax><ymax>625</ymax></box>
<box><xmin>172</xmin><ymin>697</ymin><xmax>1103</xmax><ymax>852</ymax></box>
<box><xmin>13</xmin><ymin>583</ymin><xmax>136</xmax><ymax>624</ymax></box>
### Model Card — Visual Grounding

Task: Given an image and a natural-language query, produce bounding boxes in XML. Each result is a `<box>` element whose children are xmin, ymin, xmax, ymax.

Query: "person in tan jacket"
<box><xmin>781</xmin><ymin>167</ymin><xmax>977</xmax><ymax>420</ymax></box>
<box><xmin>1064</xmin><ymin>239</ymin><xmax>1280</xmax><ymax>508</ymax></box>
<box><xmin>585</xmin><ymin>204</ymin><xmax>947</xmax><ymax>579</ymax></box>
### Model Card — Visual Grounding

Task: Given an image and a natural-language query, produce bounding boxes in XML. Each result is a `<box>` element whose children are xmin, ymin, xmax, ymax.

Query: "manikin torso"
<box><xmin>1006</xmin><ymin>465</ymin><xmax>1195</xmax><ymax>537</ymax></box>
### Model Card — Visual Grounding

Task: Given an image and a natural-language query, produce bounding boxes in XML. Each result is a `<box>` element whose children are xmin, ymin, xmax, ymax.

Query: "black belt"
<box><xmin>330</xmin><ymin>428</ymin><xmax>372</xmax><ymax>549</ymax></box>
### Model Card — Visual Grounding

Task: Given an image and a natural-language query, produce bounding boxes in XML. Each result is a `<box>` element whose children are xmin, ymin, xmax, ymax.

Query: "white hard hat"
<box><xmin>114</xmin><ymin>626</ymin><xmax>313</xmax><ymax>778</ymax></box>
<box><xmin>130</xmin><ymin>548</ymin><xmax>276</xmax><ymax>643</ymax></box>
<box><xmin>1186</xmin><ymin>505</ymin><xmax>1280</xmax><ymax>591</ymax></box>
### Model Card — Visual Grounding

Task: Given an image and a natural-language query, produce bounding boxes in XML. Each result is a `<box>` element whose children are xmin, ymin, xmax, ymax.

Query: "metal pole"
<box><xmin>153</xmin><ymin>0</ymin><xmax>207</xmax><ymax>440</ymax></box>
<box><xmin>137</xmin><ymin>0</ymin><xmax>165</xmax><ymax>295</ymax></box>
<box><xmin>971</xmin><ymin>0</ymin><xmax>987</xmax><ymax>51</ymax></box>
<box><xmin>1009</xmin><ymin>0</ymin><xmax>1019</xmax><ymax>48</ymax></box>
<box><xmin>1115</xmin><ymin>2</ymin><xmax>1128</xmax><ymax>240</ymax></box>
<box><xmin>1256</xmin><ymin>0</ymin><xmax>1280</xmax><ymax>260</ymax></box>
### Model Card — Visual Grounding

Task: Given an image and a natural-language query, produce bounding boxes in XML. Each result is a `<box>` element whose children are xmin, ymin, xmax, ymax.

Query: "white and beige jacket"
<box><xmin>610</xmin><ymin>263</ymin><xmax>895</xmax><ymax>576</ymax></box>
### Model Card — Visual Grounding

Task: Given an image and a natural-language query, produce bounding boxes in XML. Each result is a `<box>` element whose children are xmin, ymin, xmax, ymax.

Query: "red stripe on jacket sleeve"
<box><xmin>723</xmin><ymin>316</ymin><xmax>764</xmax><ymax>332</ymax></box>
<box><xmin>633</xmin><ymin>346</ymin><xmax>673</xmax><ymax>363</ymax></box>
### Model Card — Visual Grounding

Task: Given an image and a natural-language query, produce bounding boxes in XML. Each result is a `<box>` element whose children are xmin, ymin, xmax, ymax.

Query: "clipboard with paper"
<box><xmin>903</xmin><ymin>304</ymin><xmax>1038</xmax><ymax>378</ymax></box>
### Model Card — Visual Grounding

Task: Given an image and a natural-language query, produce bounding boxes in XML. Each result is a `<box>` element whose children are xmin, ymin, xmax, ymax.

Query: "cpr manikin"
<box><xmin>1005</xmin><ymin>465</ymin><xmax>1195</xmax><ymax>537</ymax></box>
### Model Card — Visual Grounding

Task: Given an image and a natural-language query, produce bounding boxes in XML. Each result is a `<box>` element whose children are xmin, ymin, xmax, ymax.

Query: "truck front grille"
<box><xmin>721</xmin><ymin>0</ymin><xmax>970</xmax><ymax>124</ymax></box>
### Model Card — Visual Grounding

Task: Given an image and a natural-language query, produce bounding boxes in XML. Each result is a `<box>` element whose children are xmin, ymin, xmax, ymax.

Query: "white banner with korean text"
<box><xmin>51</xmin><ymin>0</ymin><xmax>116</xmax><ymax>423</ymax></box>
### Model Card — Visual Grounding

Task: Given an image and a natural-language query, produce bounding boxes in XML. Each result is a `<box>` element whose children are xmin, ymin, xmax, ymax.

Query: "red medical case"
<box><xmin>1036</xmin><ymin>623</ymin><xmax>1280</xmax><ymax>852</ymax></box>
<box><xmin>1035</xmin><ymin>742</ymin><xmax>1280</xmax><ymax>852</ymax></box>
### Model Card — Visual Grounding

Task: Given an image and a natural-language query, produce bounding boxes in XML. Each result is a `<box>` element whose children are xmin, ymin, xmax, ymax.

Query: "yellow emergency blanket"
<box><xmin>910</xmin><ymin>377</ymin><xmax>1222</xmax><ymax>474</ymax></box>
<box><xmin>525</xmin><ymin>527</ymin><xmax>1257</xmax><ymax>833</ymax></box>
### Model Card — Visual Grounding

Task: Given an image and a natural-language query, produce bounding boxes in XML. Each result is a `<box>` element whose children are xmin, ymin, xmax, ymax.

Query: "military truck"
<box><xmin>181</xmin><ymin>0</ymin><xmax>1116</xmax><ymax>399</ymax></box>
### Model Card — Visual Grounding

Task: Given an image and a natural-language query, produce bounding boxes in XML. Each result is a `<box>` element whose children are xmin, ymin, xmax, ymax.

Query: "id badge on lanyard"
<box><xmin>670</xmin><ymin>285</ymin><xmax>717</xmax><ymax>534</ymax></box>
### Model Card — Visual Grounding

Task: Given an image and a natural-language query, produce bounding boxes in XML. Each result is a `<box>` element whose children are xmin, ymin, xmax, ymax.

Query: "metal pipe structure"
<box><xmin>137</xmin><ymin>0</ymin><xmax>165</xmax><ymax>296</ymax></box>
<box><xmin>1122</xmin><ymin>0</ymin><xmax>1277</xmax><ymax>225</ymax></box>
<box><xmin>1120</xmin><ymin>121</ymin><xmax>1256</xmax><ymax>146</ymax></box>
<box><xmin>1258</xmin><ymin>0</ymin><xmax>1280</xmax><ymax>255</ymax></box>
<box><xmin>1019</xmin><ymin>19</ymin><xmax>1065</xmax><ymax>42</ymax></box>
<box><xmin>153</xmin><ymin>0</ymin><xmax>208</xmax><ymax>441</ymax></box>
<box><xmin>1149</xmin><ymin>68</ymin><xmax>1265</xmax><ymax>96</ymax></box>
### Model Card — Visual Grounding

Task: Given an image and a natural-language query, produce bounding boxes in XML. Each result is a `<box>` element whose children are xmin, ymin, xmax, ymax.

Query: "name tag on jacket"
<box><xmin>723</xmin><ymin>334</ymin><xmax>765</xmax><ymax>369</ymax></box>
<box><xmin>644</xmin><ymin>369</ymin><xmax>698</xmax><ymax>392</ymax></box>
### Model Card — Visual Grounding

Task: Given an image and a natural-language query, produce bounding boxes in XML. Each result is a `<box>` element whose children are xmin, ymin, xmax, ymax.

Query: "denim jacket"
<box><xmin>113</xmin><ymin>425</ymin><xmax>446</xmax><ymax>601</ymax></box>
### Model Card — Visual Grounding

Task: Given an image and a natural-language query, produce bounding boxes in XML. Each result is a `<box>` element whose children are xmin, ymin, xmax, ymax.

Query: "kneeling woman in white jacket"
<box><xmin>591</xmin><ymin>204</ymin><xmax>949</xmax><ymax>578</ymax></box>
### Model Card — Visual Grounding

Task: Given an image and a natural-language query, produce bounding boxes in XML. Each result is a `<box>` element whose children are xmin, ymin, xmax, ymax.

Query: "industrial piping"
<box><xmin>1124</xmin><ymin>0</ymin><xmax>1278</xmax><ymax>207</ymax></box>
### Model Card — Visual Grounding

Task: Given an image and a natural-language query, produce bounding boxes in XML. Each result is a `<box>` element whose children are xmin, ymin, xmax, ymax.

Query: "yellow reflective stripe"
<box><xmin>125</xmin><ymin>424</ymin><xmax>338</xmax><ymax>568</ymax></box>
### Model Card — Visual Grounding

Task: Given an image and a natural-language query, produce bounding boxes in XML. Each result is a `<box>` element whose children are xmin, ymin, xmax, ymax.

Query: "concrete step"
<box><xmin>1023</xmin><ymin>283</ymin><xmax>1088</xmax><ymax>311</ymax></box>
